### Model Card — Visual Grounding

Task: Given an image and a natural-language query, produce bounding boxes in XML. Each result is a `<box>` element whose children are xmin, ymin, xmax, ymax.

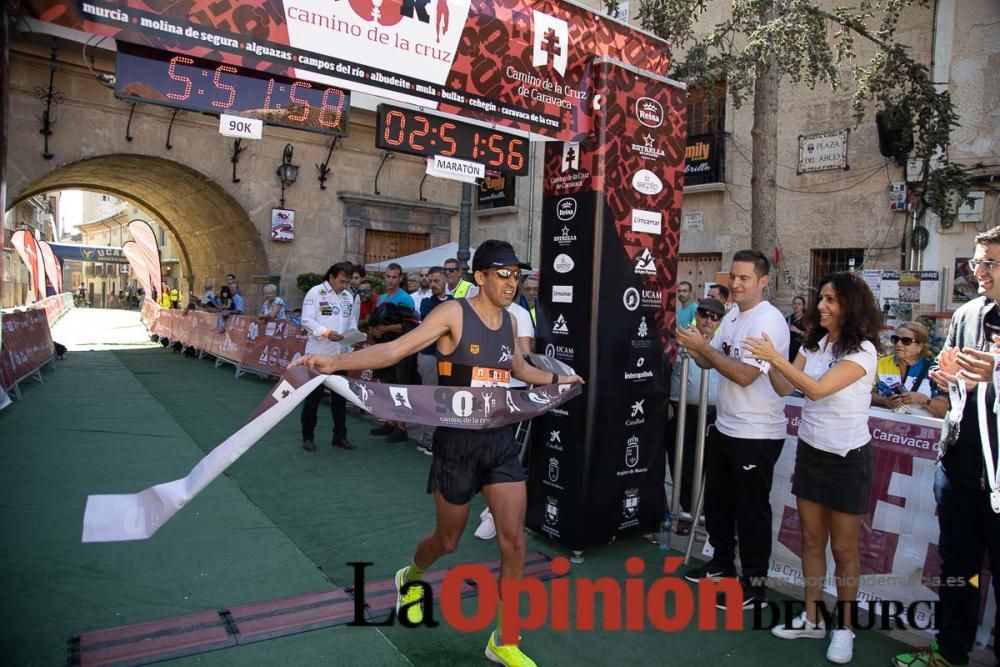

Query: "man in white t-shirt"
<box><xmin>675</xmin><ymin>249</ymin><xmax>789</xmax><ymax>610</ymax></box>
<box><xmin>474</xmin><ymin>299</ymin><xmax>535</xmax><ymax>541</ymax></box>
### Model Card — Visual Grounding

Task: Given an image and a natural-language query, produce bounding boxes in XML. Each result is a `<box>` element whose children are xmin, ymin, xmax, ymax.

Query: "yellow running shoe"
<box><xmin>394</xmin><ymin>567</ymin><xmax>424</xmax><ymax>625</ymax></box>
<box><xmin>485</xmin><ymin>632</ymin><xmax>537</xmax><ymax>667</ymax></box>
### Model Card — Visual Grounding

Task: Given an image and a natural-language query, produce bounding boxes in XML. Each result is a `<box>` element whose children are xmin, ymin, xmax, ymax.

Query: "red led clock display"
<box><xmin>115</xmin><ymin>44</ymin><xmax>349</xmax><ymax>136</ymax></box>
<box><xmin>375</xmin><ymin>104</ymin><xmax>529</xmax><ymax>176</ymax></box>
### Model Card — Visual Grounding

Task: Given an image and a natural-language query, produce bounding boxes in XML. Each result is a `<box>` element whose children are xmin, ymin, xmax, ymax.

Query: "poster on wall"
<box><xmin>879</xmin><ymin>270</ymin><xmax>940</xmax><ymax>328</ymax></box>
<box><xmin>953</xmin><ymin>257</ymin><xmax>976</xmax><ymax>304</ymax></box>
<box><xmin>271</xmin><ymin>209</ymin><xmax>295</xmax><ymax>242</ymax></box>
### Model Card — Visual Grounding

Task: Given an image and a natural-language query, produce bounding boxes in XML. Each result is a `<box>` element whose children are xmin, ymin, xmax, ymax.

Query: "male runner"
<box><xmin>292</xmin><ymin>240</ymin><xmax>583</xmax><ymax>667</ymax></box>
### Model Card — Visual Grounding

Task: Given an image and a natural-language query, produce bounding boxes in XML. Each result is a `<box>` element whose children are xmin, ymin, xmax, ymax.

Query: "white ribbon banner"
<box><xmin>82</xmin><ymin>367</ymin><xmax>581</xmax><ymax>542</ymax></box>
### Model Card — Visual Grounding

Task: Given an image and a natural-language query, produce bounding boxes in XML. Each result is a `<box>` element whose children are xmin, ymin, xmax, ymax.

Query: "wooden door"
<box><xmin>677</xmin><ymin>253</ymin><xmax>723</xmax><ymax>297</ymax></box>
<box><xmin>363</xmin><ymin>231</ymin><xmax>430</xmax><ymax>266</ymax></box>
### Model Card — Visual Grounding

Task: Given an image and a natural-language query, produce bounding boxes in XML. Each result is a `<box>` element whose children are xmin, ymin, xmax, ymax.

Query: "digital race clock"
<box><xmin>375</xmin><ymin>104</ymin><xmax>529</xmax><ymax>176</ymax></box>
<box><xmin>115</xmin><ymin>44</ymin><xmax>350</xmax><ymax>136</ymax></box>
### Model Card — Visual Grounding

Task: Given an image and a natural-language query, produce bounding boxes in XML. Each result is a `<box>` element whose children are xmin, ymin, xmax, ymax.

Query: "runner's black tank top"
<box><xmin>437</xmin><ymin>299</ymin><xmax>515</xmax><ymax>387</ymax></box>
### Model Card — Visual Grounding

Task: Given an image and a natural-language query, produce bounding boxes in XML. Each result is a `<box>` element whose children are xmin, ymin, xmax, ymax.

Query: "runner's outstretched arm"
<box><xmin>291</xmin><ymin>301</ymin><xmax>457</xmax><ymax>374</ymax></box>
<box><xmin>512</xmin><ymin>348</ymin><xmax>584</xmax><ymax>386</ymax></box>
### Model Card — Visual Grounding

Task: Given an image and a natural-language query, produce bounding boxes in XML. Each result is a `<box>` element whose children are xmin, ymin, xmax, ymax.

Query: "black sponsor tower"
<box><xmin>526</xmin><ymin>60</ymin><xmax>688</xmax><ymax>552</ymax></box>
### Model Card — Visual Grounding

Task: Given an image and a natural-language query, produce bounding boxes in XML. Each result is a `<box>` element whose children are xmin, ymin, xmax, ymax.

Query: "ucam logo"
<box><xmin>623</xmin><ymin>287</ymin><xmax>640</xmax><ymax>312</ymax></box>
<box><xmin>632</xmin><ymin>169</ymin><xmax>663</xmax><ymax>195</ymax></box>
<box><xmin>553</xmin><ymin>254</ymin><xmax>575</xmax><ymax>273</ymax></box>
<box><xmin>631</xmin><ymin>209</ymin><xmax>662</xmax><ymax>235</ymax></box>
<box><xmin>635</xmin><ymin>97</ymin><xmax>664</xmax><ymax>128</ymax></box>
<box><xmin>623</xmin><ymin>287</ymin><xmax>662</xmax><ymax>311</ymax></box>
<box><xmin>557</xmin><ymin>198</ymin><xmax>577</xmax><ymax>221</ymax></box>
<box><xmin>552</xmin><ymin>286</ymin><xmax>573</xmax><ymax>303</ymax></box>
<box><xmin>546</xmin><ymin>344</ymin><xmax>575</xmax><ymax>362</ymax></box>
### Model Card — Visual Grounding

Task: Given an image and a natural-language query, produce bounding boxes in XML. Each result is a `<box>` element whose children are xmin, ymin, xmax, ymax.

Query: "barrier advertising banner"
<box><xmin>27</xmin><ymin>0</ymin><xmax>671</xmax><ymax>140</ymax></box>
<box><xmin>151</xmin><ymin>308</ymin><xmax>309</xmax><ymax>378</ymax></box>
<box><xmin>10</xmin><ymin>230</ymin><xmax>46</xmax><ymax>302</ymax></box>
<box><xmin>527</xmin><ymin>61</ymin><xmax>686</xmax><ymax>549</ymax></box>
<box><xmin>37</xmin><ymin>241</ymin><xmax>63</xmax><ymax>296</ymax></box>
<box><xmin>0</xmin><ymin>308</ymin><xmax>54</xmax><ymax>389</ymax></box>
<box><xmin>768</xmin><ymin>401</ymin><xmax>993</xmax><ymax>644</ymax></box>
<box><xmin>126</xmin><ymin>219</ymin><xmax>162</xmax><ymax>297</ymax></box>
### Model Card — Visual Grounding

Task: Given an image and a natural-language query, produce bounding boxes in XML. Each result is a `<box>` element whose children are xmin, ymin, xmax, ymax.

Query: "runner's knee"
<box><xmin>494</xmin><ymin>524</ymin><xmax>526</xmax><ymax>554</ymax></box>
<box><xmin>434</xmin><ymin>530</ymin><xmax>462</xmax><ymax>554</ymax></box>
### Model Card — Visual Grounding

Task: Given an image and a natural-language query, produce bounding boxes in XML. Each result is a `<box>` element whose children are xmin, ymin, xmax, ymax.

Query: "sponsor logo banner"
<box><xmin>631</xmin><ymin>169</ymin><xmax>663</xmax><ymax>195</ymax></box>
<box><xmin>631</xmin><ymin>209</ymin><xmax>662</xmax><ymax>235</ymax></box>
<box><xmin>27</xmin><ymin>0</ymin><xmax>671</xmax><ymax>141</ymax></box>
<box><xmin>552</xmin><ymin>285</ymin><xmax>573</xmax><ymax>303</ymax></box>
<box><xmin>80</xmin><ymin>366</ymin><xmax>581</xmax><ymax>542</ymax></box>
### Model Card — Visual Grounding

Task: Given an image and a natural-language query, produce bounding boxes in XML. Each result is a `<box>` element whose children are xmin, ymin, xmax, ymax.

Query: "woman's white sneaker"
<box><xmin>826</xmin><ymin>629</ymin><xmax>855</xmax><ymax>664</ymax></box>
<box><xmin>771</xmin><ymin>611</ymin><xmax>826</xmax><ymax>639</ymax></box>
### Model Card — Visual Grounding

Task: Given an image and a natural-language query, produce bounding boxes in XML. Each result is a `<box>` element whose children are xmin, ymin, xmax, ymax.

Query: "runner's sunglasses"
<box><xmin>494</xmin><ymin>268</ymin><xmax>521</xmax><ymax>280</ymax></box>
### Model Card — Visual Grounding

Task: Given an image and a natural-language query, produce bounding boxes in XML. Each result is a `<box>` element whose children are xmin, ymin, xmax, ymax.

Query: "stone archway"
<box><xmin>8</xmin><ymin>154</ymin><xmax>267</xmax><ymax>291</ymax></box>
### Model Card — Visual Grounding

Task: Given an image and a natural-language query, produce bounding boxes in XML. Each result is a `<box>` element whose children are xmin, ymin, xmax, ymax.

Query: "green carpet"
<box><xmin>0</xmin><ymin>345</ymin><xmax>917</xmax><ymax>666</ymax></box>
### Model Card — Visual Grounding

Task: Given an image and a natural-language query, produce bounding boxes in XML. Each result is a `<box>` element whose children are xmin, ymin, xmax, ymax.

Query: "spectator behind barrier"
<box><xmin>259</xmin><ymin>284</ymin><xmax>287</xmax><ymax>321</ymax></box>
<box><xmin>871</xmin><ymin>320</ymin><xmax>947</xmax><ymax>418</ymax></box>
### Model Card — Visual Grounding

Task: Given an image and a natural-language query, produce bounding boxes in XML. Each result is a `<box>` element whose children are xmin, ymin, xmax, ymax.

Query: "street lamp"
<box><xmin>276</xmin><ymin>143</ymin><xmax>299</xmax><ymax>209</ymax></box>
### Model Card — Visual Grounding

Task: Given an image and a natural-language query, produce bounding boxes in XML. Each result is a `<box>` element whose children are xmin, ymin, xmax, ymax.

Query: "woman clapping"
<box><xmin>742</xmin><ymin>271</ymin><xmax>882</xmax><ymax>665</ymax></box>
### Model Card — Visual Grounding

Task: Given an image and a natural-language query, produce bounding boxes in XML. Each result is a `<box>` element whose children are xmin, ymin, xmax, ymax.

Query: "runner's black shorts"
<box><xmin>792</xmin><ymin>438</ymin><xmax>873</xmax><ymax>515</ymax></box>
<box><xmin>427</xmin><ymin>426</ymin><xmax>526</xmax><ymax>505</ymax></box>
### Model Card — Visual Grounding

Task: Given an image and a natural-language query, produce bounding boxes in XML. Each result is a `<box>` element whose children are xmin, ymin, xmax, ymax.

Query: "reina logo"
<box><xmin>557</xmin><ymin>198</ymin><xmax>577</xmax><ymax>221</ymax></box>
<box><xmin>635</xmin><ymin>97</ymin><xmax>664</xmax><ymax>128</ymax></box>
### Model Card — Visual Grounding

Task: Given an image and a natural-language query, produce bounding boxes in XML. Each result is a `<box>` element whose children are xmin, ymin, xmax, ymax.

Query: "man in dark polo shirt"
<box><xmin>292</xmin><ymin>240</ymin><xmax>583</xmax><ymax>667</ymax></box>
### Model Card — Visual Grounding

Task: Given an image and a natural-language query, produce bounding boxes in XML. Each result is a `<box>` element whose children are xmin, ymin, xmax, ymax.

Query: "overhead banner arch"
<box><xmin>26</xmin><ymin>0</ymin><xmax>671</xmax><ymax>140</ymax></box>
